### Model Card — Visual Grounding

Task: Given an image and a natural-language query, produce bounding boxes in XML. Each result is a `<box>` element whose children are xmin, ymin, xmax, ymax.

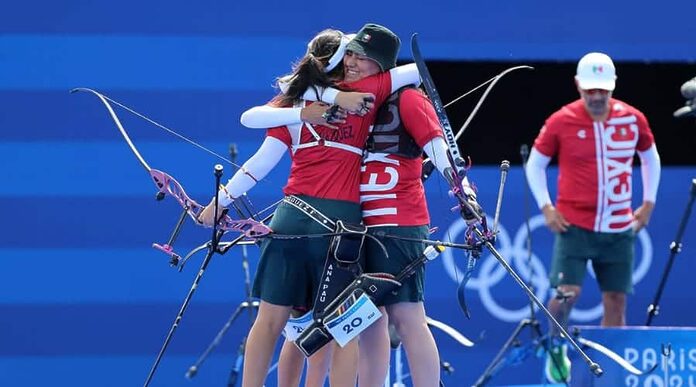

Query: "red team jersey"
<box><xmin>268</xmin><ymin>72</ymin><xmax>394</xmax><ymax>203</ymax></box>
<box><xmin>360</xmin><ymin>88</ymin><xmax>444</xmax><ymax>227</ymax></box>
<box><xmin>533</xmin><ymin>98</ymin><xmax>655</xmax><ymax>232</ymax></box>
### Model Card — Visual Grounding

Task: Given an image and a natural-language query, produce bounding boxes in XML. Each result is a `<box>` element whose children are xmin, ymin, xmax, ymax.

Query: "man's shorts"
<box><xmin>365</xmin><ymin>225</ymin><xmax>430</xmax><ymax>306</ymax></box>
<box><xmin>252</xmin><ymin>195</ymin><xmax>361</xmax><ymax>308</ymax></box>
<box><xmin>549</xmin><ymin>225</ymin><xmax>635</xmax><ymax>293</ymax></box>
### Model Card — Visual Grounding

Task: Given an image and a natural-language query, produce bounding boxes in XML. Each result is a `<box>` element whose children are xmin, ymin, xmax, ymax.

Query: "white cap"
<box><xmin>575</xmin><ymin>52</ymin><xmax>616</xmax><ymax>91</ymax></box>
<box><xmin>324</xmin><ymin>33</ymin><xmax>355</xmax><ymax>73</ymax></box>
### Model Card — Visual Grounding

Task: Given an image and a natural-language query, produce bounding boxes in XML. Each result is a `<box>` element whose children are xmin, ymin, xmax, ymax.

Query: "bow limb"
<box><xmin>71</xmin><ymin>87</ymin><xmax>272</xmax><ymax>237</ymax></box>
<box><xmin>454</xmin><ymin>65</ymin><xmax>534</xmax><ymax>141</ymax></box>
<box><xmin>576</xmin><ymin>336</ymin><xmax>657</xmax><ymax>376</ymax></box>
<box><xmin>447</xmin><ymin>66</ymin><xmax>534</xmax><ymax>317</ymax></box>
<box><xmin>456</xmin><ymin>252</ymin><xmax>477</xmax><ymax>319</ymax></box>
<box><xmin>72</xmin><ymin>87</ymin><xmax>198</xmax><ymax>220</ymax></box>
<box><xmin>455</xmin><ymin>220</ymin><xmax>490</xmax><ymax>319</ymax></box>
<box><xmin>425</xmin><ymin>316</ymin><xmax>474</xmax><ymax>347</ymax></box>
<box><xmin>72</xmin><ymin>87</ymin><xmax>153</xmax><ymax>172</ymax></box>
<box><xmin>411</xmin><ymin>35</ymin><xmax>491</xmax><ymax>318</ymax></box>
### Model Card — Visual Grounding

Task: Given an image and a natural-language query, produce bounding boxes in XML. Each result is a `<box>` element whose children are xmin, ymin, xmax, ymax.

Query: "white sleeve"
<box><xmin>422</xmin><ymin>137</ymin><xmax>450</xmax><ymax>176</ymax></box>
<box><xmin>240</xmin><ymin>105</ymin><xmax>303</xmax><ymax>129</ymax></box>
<box><xmin>525</xmin><ymin>147</ymin><xmax>553</xmax><ymax>209</ymax></box>
<box><xmin>306</xmin><ymin>63</ymin><xmax>421</xmax><ymax>104</ymax></box>
<box><xmin>422</xmin><ymin>136</ymin><xmax>473</xmax><ymax>190</ymax></box>
<box><xmin>279</xmin><ymin>76</ymin><xmax>340</xmax><ymax>103</ymax></box>
<box><xmin>301</xmin><ymin>63</ymin><xmax>420</xmax><ymax>104</ymax></box>
<box><xmin>217</xmin><ymin>136</ymin><xmax>288</xmax><ymax>206</ymax></box>
<box><xmin>389</xmin><ymin>63</ymin><xmax>421</xmax><ymax>93</ymax></box>
<box><xmin>638</xmin><ymin>144</ymin><xmax>661</xmax><ymax>203</ymax></box>
<box><xmin>301</xmin><ymin>87</ymin><xmax>340</xmax><ymax>104</ymax></box>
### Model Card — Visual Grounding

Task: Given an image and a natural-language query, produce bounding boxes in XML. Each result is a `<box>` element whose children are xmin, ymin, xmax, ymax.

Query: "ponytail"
<box><xmin>271</xmin><ymin>29</ymin><xmax>347</xmax><ymax>107</ymax></box>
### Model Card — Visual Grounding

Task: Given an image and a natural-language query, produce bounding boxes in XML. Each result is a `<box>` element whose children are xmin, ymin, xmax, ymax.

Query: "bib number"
<box><xmin>283</xmin><ymin>310</ymin><xmax>313</xmax><ymax>342</ymax></box>
<box><xmin>324</xmin><ymin>293</ymin><xmax>382</xmax><ymax>347</ymax></box>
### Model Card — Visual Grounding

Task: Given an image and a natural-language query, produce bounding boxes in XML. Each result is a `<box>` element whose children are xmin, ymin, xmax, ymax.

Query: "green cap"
<box><xmin>346</xmin><ymin>23</ymin><xmax>400</xmax><ymax>71</ymax></box>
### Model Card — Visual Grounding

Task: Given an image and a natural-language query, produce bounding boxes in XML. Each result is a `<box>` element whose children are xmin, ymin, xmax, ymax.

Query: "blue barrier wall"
<box><xmin>2</xmin><ymin>2</ymin><xmax>695</xmax><ymax>386</ymax></box>
<box><xmin>569</xmin><ymin>326</ymin><xmax>696</xmax><ymax>386</ymax></box>
<box><xmin>2</xmin><ymin>147</ymin><xmax>694</xmax><ymax>386</ymax></box>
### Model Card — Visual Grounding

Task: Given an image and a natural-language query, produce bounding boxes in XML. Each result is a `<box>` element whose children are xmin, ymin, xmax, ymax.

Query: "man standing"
<box><xmin>525</xmin><ymin>52</ymin><xmax>661</xmax><ymax>383</ymax></box>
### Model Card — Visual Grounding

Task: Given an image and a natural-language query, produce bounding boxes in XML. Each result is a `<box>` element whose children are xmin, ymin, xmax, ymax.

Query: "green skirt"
<box><xmin>252</xmin><ymin>195</ymin><xmax>361</xmax><ymax>308</ymax></box>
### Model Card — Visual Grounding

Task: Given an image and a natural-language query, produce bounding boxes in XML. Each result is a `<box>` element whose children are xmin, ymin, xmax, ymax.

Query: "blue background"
<box><xmin>2</xmin><ymin>2</ymin><xmax>696</xmax><ymax>386</ymax></box>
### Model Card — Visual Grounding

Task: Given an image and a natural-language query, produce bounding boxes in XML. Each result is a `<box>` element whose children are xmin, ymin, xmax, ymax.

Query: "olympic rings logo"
<box><xmin>440</xmin><ymin>215</ymin><xmax>653</xmax><ymax>322</ymax></box>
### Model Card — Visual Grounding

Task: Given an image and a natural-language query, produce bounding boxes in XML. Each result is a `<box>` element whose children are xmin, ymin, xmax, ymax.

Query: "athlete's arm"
<box><xmin>304</xmin><ymin>63</ymin><xmax>421</xmax><ymax>113</ymax></box>
<box><xmin>525</xmin><ymin>147</ymin><xmax>552</xmax><ymax>209</ymax></box>
<box><xmin>218</xmin><ymin>136</ymin><xmax>287</xmax><ymax>205</ymax></box>
<box><xmin>301</xmin><ymin>63</ymin><xmax>420</xmax><ymax>103</ymax></box>
<box><xmin>199</xmin><ymin>136</ymin><xmax>287</xmax><ymax>225</ymax></box>
<box><xmin>638</xmin><ymin>144</ymin><xmax>661</xmax><ymax>204</ymax></box>
<box><xmin>633</xmin><ymin>144</ymin><xmax>661</xmax><ymax>231</ymax></box>
<box><xmin>422</xmin><ymin>137</ymin><xmax>450</xmax><ymax>176</ymax></box>
<box><xmin>240</xmin><ymin>102</ymin><xmax>343</xmax><ymax>129</ymax></box>
<box><xmin>389</xmin><ymin>63</ymin><xmax>420</xmax><ymax>93</ymax></box>
<box><xmin>421</xmin><ymin>137</ymin><xmax>472</xmax><ymax>189</ymax></box>
<box><xmin>526</xmin><ymin>147</ymin><xmax>569</xmax><ymax>232</ymax></box>
<box><xmin>240</xmin><ymin>105</ymin><xmax>302</xmax><ymax>128</ymax></box>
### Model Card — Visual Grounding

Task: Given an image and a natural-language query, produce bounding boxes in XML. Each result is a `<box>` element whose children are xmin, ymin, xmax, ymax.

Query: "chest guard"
<box><xmin>366</xmin><ymin>86</ymin><xmax>422</xmax><ymax>159</ymax></box>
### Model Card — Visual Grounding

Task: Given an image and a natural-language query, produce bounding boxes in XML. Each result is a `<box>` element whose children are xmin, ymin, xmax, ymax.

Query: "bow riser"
<box><xmin>149</xmin><ymin>169</ymin><xmax>272</xmax><ymax>236</ymax></box>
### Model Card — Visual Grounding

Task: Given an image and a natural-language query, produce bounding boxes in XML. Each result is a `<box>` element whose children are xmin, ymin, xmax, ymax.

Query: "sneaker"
<box><xmin>545</xmin><ymin>343</ymin><xmax>571</xmax><ymax>383</ymax></box>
